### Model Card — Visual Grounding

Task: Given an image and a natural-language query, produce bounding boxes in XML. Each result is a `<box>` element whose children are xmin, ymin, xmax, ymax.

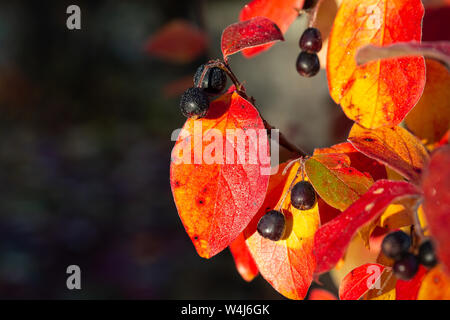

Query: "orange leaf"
<box><xmin>422</xmin><ymin>145</ymin><xmax>450</xmax><ymax>274</ymax></box>
<box><xmin>145</xmin><ymin>19</ymin><xmax>208</xmax><ymax>64</ymax></box>
<box><xmin>339</xmin><ymin>263</ymin><xmax>386</xmax><ymax>300</ymax></box>
<box><xmin>396</xmin><ymin>265</ymin><xmax>427</xmax><ymax>300</ymax></box>
<box><xmin>405</xmin><ymin>59</ymin><xmax>450</xmax><ymax>145</ymax></box>
<box><xmin>363</xmin><ymin>268</ymin><xmax>397</xmax><ymax>300</ymax></box>
<box><xmin>245</xmin><ymin>161</ymin><xmax>320</xmax><ymax>300</ymax></box>
<box><xmin>221</xmin><ymin>17</ymin><xmax>284</xmax><ymax>60</ymax></box>
<box><xmin>327</xmin><ymin>0</ymin><xmax>426</xmax><ymax>129</ymax></box>
<box><xmin>308</xmin><ymin>288</ymin><xmax>338</xmax><ymax>300</ymax></box>
<box><xmin>229</xmin><ymin>232</ymin><xmax>259</xmax><ymax>282</ymax></box>
<box><xmin>170</xmin><ymin>91</ymin><xmax>270</xmax><ymax>258</ymax></box>
<box><xmin>239</xmin><ymin>0</ymin><xmax>304</xmax><ymax>57</ymax></box>
<box><xmin>305</xmin><ymin>153</ymin><xmax>374</xmax><ymax>211</ymax></box>
<box><xmin>314</xmin><ymin>142</ymin><xmax>387</xmax><ymax>181</ymax></box>
<box><xmin>418</xmin><ymin>265</ymin><xmax>450</xmax><ymax>299</ymax></box>
<box><xmin>348</xmin><ymin>124</ymin><xmax>429</xmax><ymax>184</ymax></box>
<box><xmin>313</xmin><ymin>180</ymin><xmax>421</xmax><ymax>274</ymax></box>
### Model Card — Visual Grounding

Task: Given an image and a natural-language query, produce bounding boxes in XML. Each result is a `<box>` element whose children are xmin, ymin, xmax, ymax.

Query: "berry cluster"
<box><xmin>296</xmin><ymin>27</ymin><xmax>322</xmax><ymax>77</ymax></box>
<box><xmin>256</xmin><ymin>180</ymin><xmax>316</xmax><ymax>241</ymax></box>
<box><xmin>382</xmin><ymin>231</ymin><xmax>438</xmax><ymax>280</ymax></box>
<box><xmin>180</xmin><ymin>64</ymin><xmax>227</xmax><ymax>119</ymax></box>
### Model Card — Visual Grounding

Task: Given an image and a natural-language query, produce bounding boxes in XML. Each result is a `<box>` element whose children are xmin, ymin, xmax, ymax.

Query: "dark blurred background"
<box><xmin>0</xmin><ymin>0</ymin><xmax>345</xmax><ymax>299</ymax></box>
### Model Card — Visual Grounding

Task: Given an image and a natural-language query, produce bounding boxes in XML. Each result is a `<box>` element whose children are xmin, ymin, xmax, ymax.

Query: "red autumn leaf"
<box><xmin>317</xmin><ymin>197</ymin><xmax>341</xmax><ymax>226</ymax></box>
<box><xmin>396</xmin><ymin>265</ymin><xmax>427</xmax><ymax>300</ymax></box>
<box><xmin>313</xmin><ymin>180</ymin><xmax>421</xmax><ymax>274</ymax></box>
<box><xmin>422</xmin><ymin>145</ymin><xmax>450</xmax><ymax>274</ymax></box>
<box><xmin>308</xmin><ymin>288</ymin><xmax>338</xmax><ymax>300</ymax></box>
<box><xmin>405</xmin><ymin>59</ymin><xmax>450</xmax><ymax>145</ymax></box>
<box><xmin>145</xmin><ymin>19</ymin><xmax>208</xmax><ymax>64</ymax></box>
<box><xmin>339</xmin><ymin>263</ymin><xmax>386</xmax><ymax>300</ymax></box>
<box><xmin>348</xmin><ymin>124</ymin><xmax>429</xmax><ymax>185</ymax></box>
<box><xmin>239</xmin><ymin>0</ymin><xmax>303</xmax><ymax>57</ymax></box>
<box><xmin>245</xmin><ymin>161</ymin><xmax>320</xmax><ymax>300</ymax></box>
<box><xmin>327</xmin><ymin>0</ymin><xmax>426</xmax><ymax>129</ymax></box>
<box><xmin>314</xmin><ymin>142</ymin><xmax>387</xmax><ymax>182</ymax></box>
<box><xmin>170</xmin><ymin>90</ymin><xmax>270</xmax><ymax>259</ymax></box>
<box><xmin>305</xmin><ymin>153</ymin><xmax>374</xmax><ymax>211</ymax></box>
<box><xmin>221</xmin><ymin>17</ymin><xmax>284</xmax><ymax>61</ymax></box>
<box><xmin>229</xmin><ymin>233</ymin><xmax>259</xmax><ymax>282</ymax></box>
<box><xmin>356</xmin><ymin>41</ymin><xmax>450</xmax><ymax>71</ymax></box>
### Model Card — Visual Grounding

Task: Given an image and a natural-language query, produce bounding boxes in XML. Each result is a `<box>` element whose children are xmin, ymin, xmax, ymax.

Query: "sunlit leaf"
<box><xmin>363</xmin><ymin>268</ymin><xmax>397</xmax><ymax>300</ymax></box>
<box><xmin>348</xmin><ymin>124</ymin><xmax>429</xmax><ymax>185</ymax></box>
<box><xmin>418</xmin><ymin>265</ymin><xmax>450</xmax><ymax>299</ymax></box>
<box><xmin>314</xmin><ymin>180</ymin><xmax>421</xmax><ymax>274</ymax></box>
<box><xmin>339</xmin><ymin>263</ymin><xmax>386</xmax><ymax>300</ymax></box>
<box><xmin>405</xmin><ymin>59</ymin><xmax>450</xmax><ymax>145</ymax></box>
<box><xmin>422</xmin><ymin>145</ymin><xmax>450</xmax><ymax>274</ymax></box>
<box><xmin>327</xmin><ymin>0</ymin><xmax>426</xmax><ymax>129</ymax></box>
<box><xmin>305</xmin><ymin>153</ymin><xmax>374</xmax><ymax>211</ymax></box>
<box><xmin>308</xmin><ymin>288</ymin><xmax>338</xmax><ymax>300</ymax></box>
<box><xmin>396</xmin><ymin>265</ymin><xmax>427</xmax><ymax>300</ymax></box>
<box><xmin>221</xmin><ymin>17</ymin><xmax>284</xmax><ymax>60</ymax></box>
<box><xmin>239</xmin><ymin>0</ymin><xmax>303</xmax><ymax>57</ymax></box>
<box><xmin>245</xmin><ymin>161</ymin><xmax>320</xmax><ymax>300</ymax></box>
<box><xmin>229</xmin><ymin>232</ymin><xmax>259</xmax><ymax>282</ymax></box>
<box><xmin>170</xmin><ymin>91</ymin><xmax>270</xmax><ymax>258</ymax></box>
<box><xmin>314</xmin><ymin>142</ymin><xmax>387</xmax><ymax>181</ymax></box>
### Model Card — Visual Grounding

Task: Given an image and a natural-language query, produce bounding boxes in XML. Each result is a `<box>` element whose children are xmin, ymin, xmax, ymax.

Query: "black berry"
<box><xmin>257</xmin><ymin>210</ymin><xmax>286</xmax><ymax>241</ymax></box>
<box><xmin>381</xmin><ymin>231</ymin><xmax>411</xmax><ymax>260</ymax></box>
<box><xmin>194</xmin><ymin>64</ymin><xmax>227</xmax><ymax>94</ymax></box>
<box><xmin>290</xmin><ymin>181</ymin><xmax>316</xmax><ymax>210</ymax></box>
<box><xmin>296</xmin><ymin>52</ymin><xmax>320</xmax><ymax>77</ymax></box>
<box><xmin>180</xmin><ymin>87</ymin><xmax>209</xmax><ymax>119</ymax></box>
<box><xmin>393</xmin><ymin>253</ymin><xmax>419</xmax><ymax>280</ymax></box>
<box><xmin>299</xmin><ymin>28</ymin><xmax>322</xmax><ymax>53</ymax></box>
<box><xmin>418</xmin><ymin>239</ymin><xmax>438</xmax><ymax>268</ymax></box>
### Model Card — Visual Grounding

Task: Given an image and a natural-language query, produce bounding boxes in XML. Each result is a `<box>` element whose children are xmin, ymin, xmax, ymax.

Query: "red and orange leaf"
<box><xmin>418</xmin><ymin>265</ymin><xmax>450</xmax><ymax>300</ymax></box>
<box><xmin>313</xmin><ymin>180</ymin><xmax>421</xmax><ymax>274</ymax></box>
<box><xmin>221</xmin><ymin>17</ymin><xmax>284</xmax><ymax>61</ymax></box>
<box><xmin>339</xmin><ymin>263</ymin><xmax>386</xmax><ymax>300</ymax></box>
<box><xmin>314</xmin><ymin>142</ymin><xmax>387</xmax><ymax>181</ymax></box>
<box><xmin>405</xmin><ymin>59</ymin><xmax>450</xmax><ymax>145</ymax></box>
<box><xmin>422</xmin><ymin>145</ymin><xmax>450</xmax><ymax>274</ymax></box>
<box><xmin>308</xmin><ymin>288</ymin><xmax>338</xmax><ymax>300</ymax></box>
<box><xmin>170</xmin><ymin>91</ymin><xmax>270</xmax><ymax>259</ymax></box>
<box><xmin>363</xmin><ymin>268</ymin><xmax>397</xmax><ymax>300</ymax></box>
<box><xmin>145</xmin><ymin>19</ymin><xmax>208</xmax><ymax>64</ymax></box>
<box><xmin>245</xmin><ymin>161</ymin><xmax>320</xmax><ymax>300</ymax></box>
<box><xmin>305</xmin><ymin>153</ymin><xmax>374</xmax><ymax>211</ymax></box>
<box><xmin>348</xmin><ymin>124</ymin><xmax>429</xmax><ymax>184</ymax></box>
<box><xmin>318</xmin><ymin>197</ymin><xmax>341</xmax><ymax>226</ymax></box>
<box><xmin>229</xmin><ymin>233</ymin><xmax>259</xmax><ymax>282</ymax></box>
<box><xmin>327</xmin><ymin>0</ymin><xmax>426</xmax><ymax>129</ymax></box>
<box><xmin>396</xmin><ymin>265</ymin><xmax>427</xmax><ymax>300</ymax></box>
<box><xmin>239</xmin><ymin>0</ymin><xmax>303</xmax><ymax>57</ymax></box>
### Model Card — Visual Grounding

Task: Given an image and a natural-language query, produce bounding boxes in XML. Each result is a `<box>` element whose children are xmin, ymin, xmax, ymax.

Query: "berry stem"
<box><xmin>307</xmin><ymin>0</ymin><xmax>325</xmax><ymax>28</ymax></box>
<box><xmin>262</xmin><ymin>119</ymin><xmax>308</xmax><ymax>157</ymax></box>
<box><xmin>277</xmin><ymin>162</ymin><xmax>303</xmax><ymax>211</ymax></box>
<box><xmin>412</xmin><ymin>199</ymin><xmax>426</xmax><ymax>242</ymax></box>
<box><xmin>202</xmin><ymin>59</ymin><xmax>308</xmax><ymax>158</ymax></box>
